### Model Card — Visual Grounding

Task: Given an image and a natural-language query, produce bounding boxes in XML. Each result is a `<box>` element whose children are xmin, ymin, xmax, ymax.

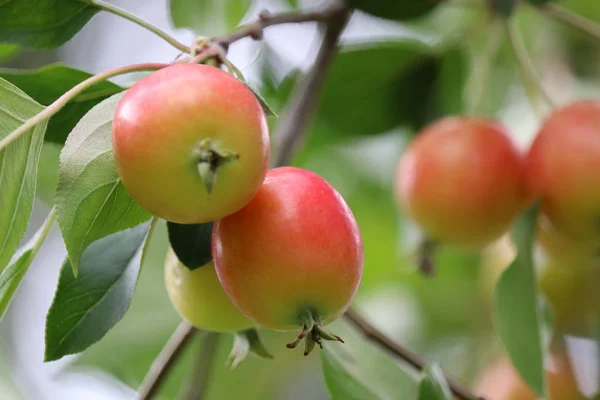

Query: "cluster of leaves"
<box><xmin>0</xmin><ymin>0</ymin><xmax>584</xmax><ymax>399</ymax></box>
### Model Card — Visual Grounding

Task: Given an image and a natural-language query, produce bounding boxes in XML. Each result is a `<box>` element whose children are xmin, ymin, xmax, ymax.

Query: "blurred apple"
<box><xmin>537</xmin><ymin>250</ymin><xmax>599</xmax><ymax>336</ymax></box>
<box><xmin>479</xmin><ymin>218</ymin><xmax>599</xmax><ymax>335</ymax></box>
<box><xmin>475</xmin><ymin>354</ymin><xmax>585</xmax><ymax>399</ymax></box>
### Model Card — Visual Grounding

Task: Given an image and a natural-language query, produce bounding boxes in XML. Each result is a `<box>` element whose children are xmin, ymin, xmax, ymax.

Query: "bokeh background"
<box><xmin>1</xmin><ymin>0</ymin><xmax>599</xmax><ymax>398</ymax></box>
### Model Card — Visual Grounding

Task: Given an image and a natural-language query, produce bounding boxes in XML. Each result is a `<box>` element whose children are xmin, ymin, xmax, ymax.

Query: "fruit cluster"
<box><xmin>112</xmin><ymin>63</ymin><xmax>364</xmax><ymax>356</ymax></box>
<box><xmin>396</xmin><ymin>103</ymin><xmax>600</xmax><ymax>332</ymax></box>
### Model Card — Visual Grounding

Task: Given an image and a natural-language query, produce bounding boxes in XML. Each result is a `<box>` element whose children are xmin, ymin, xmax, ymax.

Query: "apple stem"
<box><xmin>418</xmin><ymin>238</ymin><xmax>438</xmax><ymax>276</ymax></box>
<box><xmin>195</xmin><ymin>139</ymin><xmax>239</xmax><ymax>194</ymax></box>
<box><xmin>285</xmin><ymin>315</ymin><xmax>345</xmax><ymax>355</ymax></box>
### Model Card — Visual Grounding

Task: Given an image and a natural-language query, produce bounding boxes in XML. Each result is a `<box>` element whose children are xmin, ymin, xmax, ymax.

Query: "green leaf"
<box><xmin>169</xmin><ymin>0</ymin><xmax>251</xmax><ymax>35</ymax></box>
<box><xmin>44</xmin><ymin>222</ymin><xmax>151</xmax><ymax>362</ymax></box>
<box><xmin>0</xmin><ymin>0</ymin><xmax>100</xmax><ymax>49</ymax></box>
<box><xmin>56</xmin><ymin>92</ymin><xmax>151</xmax><ymax>275</ymax></box>
<box><xmin>0</xmin><ymin>208</ymin><xmax>55</xmax><ymax>321</ymax></box>
<box><xmin>0</xmin><ymin>78</ymin><xmax>47</xmax><ymax>272</ymax></box>
<box><xmin>321</xmin><ymin>320</ymin><xmax>418</xmax><ymax>400</ymax></box>
<box><xmin>418</xmin><ymin>364</ymin><xmax>453</xmax><ymax>400</ymax></box>
<box><xmin>490</xmin><ymin>0</ymin><xmax>519</xmax><ymax>17</ymax></box>
<box><xmin>494</xmin><ymin>205</ymin><xmax>548</xmax><ymax>398</ymax></box>
<box><xmin>316</xmin><ymin>40</ymin><xmax>437</xmax><ymax>139</ymax></box>
<box><xmin>167</xmin><ymin>221</ymin><xmax>213</xmax><ymax>270</ymax></box>
<box><xmin>0</xmin><ymin>64</ymin><xmax>124</xmax><ymax>144</ymax></box>
<box><xmin>246</xmin><ymin>83</ymin><xmax>277</xmax><ymax>117</ymax></box>
<box><xmin>263</xmin><ymin>39</ymin><xmax>455</xmax><ymax>142</ymax></box>
<box><xmin>528</xmin><ymin>0</ymin><xmax>553</xmax><ymax>5</ymax></box>
<box><xmin>36</xmin><ymin>143</ymin><xmax>61</xmax><ymax>205</ymax></box>
<box><xmin>0</xmin><ymin>44</ymin><xmax>20</xmax><ymax>63</ymax></box>
<box><xmin>429</xmin><ymin>48</ymin><xmax>469</xmax><ymax>119</ymax></box>
<box><xmin>346</xmin><ymin>0</ymin><xmax>439</xmax><ymax>21</ymax></box>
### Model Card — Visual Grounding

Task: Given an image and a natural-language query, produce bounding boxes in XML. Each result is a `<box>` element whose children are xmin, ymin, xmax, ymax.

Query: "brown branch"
<box><xmin>344</xmin><ymin>308</ymin><xmax>484</xmax><ymax>400</ymax></box>
<box><xmin>180</xmin><ymin>332</ymin><xmax>221</xmax><ymax>400</ymax></box>
<box><xmin>136</xmin><ymin>321</ymin><xmax>198</xmax><ymax>400</ymax></box>
<box><xmin>213</xmin><ymin>1</ymin><xmax>347</xmax><ymax>49</ymax></box>
<box><xmin>273</xmin><ymin>0</ymin><xmax>350</xmax><ymax>167</ymax></box>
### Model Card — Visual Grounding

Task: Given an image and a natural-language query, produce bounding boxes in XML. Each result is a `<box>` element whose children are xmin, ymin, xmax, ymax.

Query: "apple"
<box><xmin>396</xmin><ymin>117</ymin><xmax>527</xmax><ymax>248</ymax></box>
<box><xmin>164</xmin><ymin>248</ymin><xmax>255</xmax><ymax>332</ymax></box>
<box><xmin>112</xmin><ymin>63</ymin><xmax>270</xmax><ymax>224</ymax></box>
<box><xmin>212</xmin><ymin>167</ymin><xmax>363</xmax><ymax>354</ymax></box>
<box><xmin>527</xmin><ymin>100</ymin><xmax>600</xmax><ymax>245</ymax></box>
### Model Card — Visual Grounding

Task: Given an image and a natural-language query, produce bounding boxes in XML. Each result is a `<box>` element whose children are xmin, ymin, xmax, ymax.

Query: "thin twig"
<box><xmin>273</xmin><ymin>0</ymin><xmax>350</xmax><ymax>167</ymax></box>
<box><xmin>213</xmin><ymin>1</ymin><xmax>347</xmax><ymax>49</ymax></box>
<box><xmin>84</xmin><ymin>0</ymin><xmax>190</xmax><ymax>53</ymax></box>
<box><xmin>180</xmin><ymin>332</ymin><xmax>221</xmax><ymax>400</ymax></box>
<box><xmin>187</xmin><ymin>47</ymin><xmax>222</xmax><ymax>65</ymax></box>
<box><xmin>136</xmin><ymin>322</ymin><xmax>198</xmax><ymax>400</ymax></box>
<box><xmin>540</xmin><ymin>3</ymin><xmax>600</xmax><ymax>42</ymax></box>
<box><xmin>0</xmin><ymin>62</ymin><xmax>168</xmax><ymax>153</ymax></box>
<box><xmin>344</xmin><ymin>308</ymin><xmax>484</xmax><ymax>400</ymax></box>
<box><xmin>505</xmin><ymin>19</ymin><xmax>557</xmax><ymax>115</ymax></box>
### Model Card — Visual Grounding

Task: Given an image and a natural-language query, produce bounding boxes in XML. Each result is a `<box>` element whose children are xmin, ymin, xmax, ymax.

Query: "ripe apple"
<box><xmin>396</xmin><ymin>117</ymin><xmax>527</xmax><ymax>249</ymax></box>
<box><xmin>164</xmin><ymin>248</ymin><xmax>255</xmax><ymax>332</ymax></box>
<box><xmin>112</xmin><ymin>63</ymin><xmax>269</xmax><ymax>224</ymax></box>
<box><xmin>212</xmin><ymin>167</ymin><xmax>363</xmax><ymax>354</ymax></box>
<box><xmin>527</xmin><ymin>100</ymin><xmax>600</xmax><ymax>245</ymax></box>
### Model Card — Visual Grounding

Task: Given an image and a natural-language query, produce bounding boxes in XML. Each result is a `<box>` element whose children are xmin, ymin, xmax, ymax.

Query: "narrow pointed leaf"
<box><xmin>494</xmin><ymin>205</ymin><xmax>548</xmax><ymax>397</ymax></box>
<box><xmin>0</xmin><ymin>78</ymin><xmax>47</xmax><ymax>272</ymax></box>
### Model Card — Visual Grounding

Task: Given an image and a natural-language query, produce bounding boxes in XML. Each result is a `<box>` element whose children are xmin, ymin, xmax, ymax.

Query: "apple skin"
<box><xmin>537</xmin><ymin>229</ymin><xmax>600</xmax><ymax>336</ymax></box>
<box><xmin>212</xmin><ymin>167</ymin><xmax>364</xmax><ymax>331</ymax></box>
<box><xmin>164</xmin><ymin>249</ymin><xmax>255</xmax><ymax>332</ymax></box>
<box><xmin>527</xmin><ymin>100</ymin><xmax>600</xmax><ymax>244</ymax></box>
<box><xmin>396</xmin><ymin>117</ymin><xmax>528</xmax><ymax>249</ymax></box>
<box><xmin>536</xmin><ymin>214</ymin><xmax>598</xmax><ymax>265</ymax></box>
<box><xmin>475</xmin><ymin>355</ymin><xmax>585</xmax><ymax>400</ymax></box>
<box><xmin>112</xmin><ymin>63</ymin><xmax>269</xmax><ymax>224</ymax></box>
